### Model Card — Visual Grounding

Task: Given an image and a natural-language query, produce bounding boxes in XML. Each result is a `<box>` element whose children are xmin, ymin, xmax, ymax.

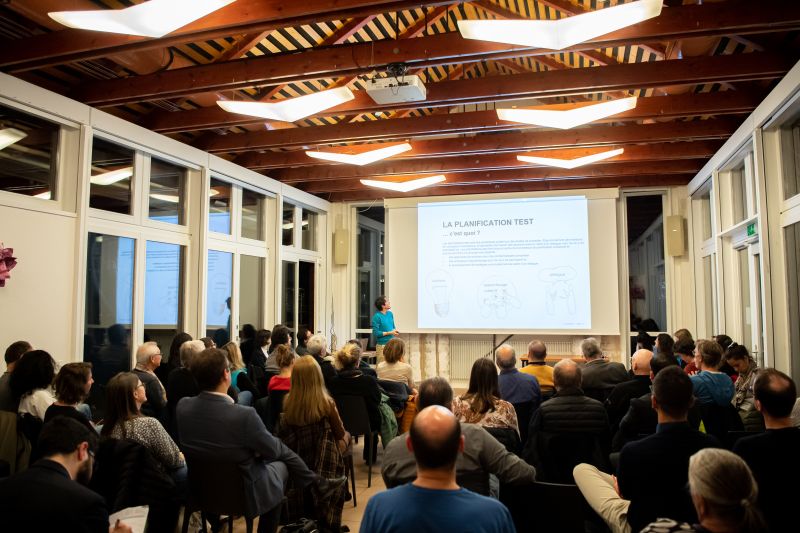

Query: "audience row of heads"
<box><xmin>5</xmin><ymin>341</ymin><xmax>94</xmax><ymax>405</ymax></box>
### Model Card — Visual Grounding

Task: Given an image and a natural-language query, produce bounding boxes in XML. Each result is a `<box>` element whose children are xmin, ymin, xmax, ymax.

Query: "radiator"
<box><xmin>448</xmin><ymin>337</ymin><xmax>576</xmax><ymax>382</ymax></box>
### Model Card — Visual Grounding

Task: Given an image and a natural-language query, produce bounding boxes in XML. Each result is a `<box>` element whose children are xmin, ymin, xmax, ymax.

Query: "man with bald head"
<box><xmin>605</xmin><ymin>349</ymin><xmax>653</xmax><ymax>432</ymax></box>
<box><xmin>362</xmin><ymin>406</ymin><xmax>515</xmax><ymax>532</ymax></box>
<box><xmin>133</xmin><ymin>341</ymin><xmax>167</xmax><ymax>423</ymax></box>
<box><xmin>521</xmin><ymin>340</ymin><xmax>554</xmax><ymax>395</ymax></box>
<box><xmin>496</xmin><ymin>343</ymin><xmax>541</xmax><ymax>407</ymax></box>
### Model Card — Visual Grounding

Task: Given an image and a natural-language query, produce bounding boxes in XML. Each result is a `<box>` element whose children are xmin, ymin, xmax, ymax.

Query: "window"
<box><xmin>301</xmin><ymin>209</ymin><xmax>318</xmax><ymax>251</ymax></box>
<box><xmin>0</xmin><ymin>104</ymin><xmax>61</xmax><ymax>200</ymax></box>
<box><xmin>731</xmin><ymin>163</ymin><xmax>748</xmax><ymax>224</ymax></box>
<box><xmin>282</xmin><ymin>203</ymin><xmax>295</xmax><ymax>246</ymax></box>
<box><xmin>702</xmin><ymin>254</ymin><xmax>718</xmax><ymax>336</ymax></box>
<box><xmin>209</xmin><ymin>178</ymin><xmax>232</xmax><ymax>234</ymax></box>
<box><xmin>785</xmin><ymin>222</ymin><xmax>800</xmax><ymax>377</ymax></box>
<box><xmin>144</xmin><ymin>241</ymin><xmax>184</xmax><ymax>350</ymax></box>
<box><xmin>149</xmin><ymin>157</ymin><xmax>186</xmax><ymax>225</ymax></box>
<box><xmin>282</xmin><ymin>260</ymin><xmax>296</xmax><ymax>330</ymax></box>
<box><xmin>241</xmin><ymin>188</ymin><xmax>266</xmax><ymax>240</ymax></box>
<box><xmin>780</xmin><ymin>119</ymin><xmax>800</xmax><ymax>200</ymax></box>
<box><xmin>627</xmin><ymin>195</ymin><xmax>667</xmax><ymax>335</ymax></box>
<box><xmin>355</xmin><ymin>207</ymin><xmax>385</xmax><ymax>348</ymax></box>
<box><xmin>239</xmin><ymin>255</ymin><xmax>264</xmax><ymax>333</ymax></box>
<box><xmin>737</xmin><ymin>248</ymin><xmax>753</xmax><ymax>350</ymax></box>
<box><xmin>90</xmin><ymin>138</ymin><xmax>134</xmax><ymax>214</ymax></box>
<box><xmin>206</xmin><ymin>250</ymin><xmax>233</xmax><ymax>343</ymax></box>
<box><xmin>84</xmin><ymin>233</ymin><xmax>134</xmax><ymax>386</ymax></box>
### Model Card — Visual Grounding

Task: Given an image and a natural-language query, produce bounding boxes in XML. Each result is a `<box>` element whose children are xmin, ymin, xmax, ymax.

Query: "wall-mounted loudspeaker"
<box><xmin>334</xmin><ymin>228</ymin><xmax>349</xmax><ymax>265</ymax></box>
<box><xmin>665</xmin><ymin>215</ymin><xmax>685</xmax><ymax>257</ymax></box>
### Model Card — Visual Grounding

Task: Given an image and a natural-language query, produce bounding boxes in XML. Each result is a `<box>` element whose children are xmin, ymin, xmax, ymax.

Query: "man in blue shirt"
<box><xmin>371</xmin><ymin>295</ymin><xmax>398</xmax><ymax>362</ymax></box>
<box><xmin>496</xmin><ymin>343</ymin><xmax>541</xmax><ymax>407</ymax></box>
<box><xmin>361</xmin><ymin>405</ymin><xmax>515</xmax><ymax>533</ymax></box>
<box><xmin>689</xmin><ymin>339</ymin><xmax>734</xmax><ymax>406</ymax></box>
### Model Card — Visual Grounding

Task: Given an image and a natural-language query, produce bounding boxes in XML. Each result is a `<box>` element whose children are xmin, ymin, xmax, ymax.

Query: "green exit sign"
<box><xmin>747</xmin><ymin>223</ymin><xmax>756</xmax><ymax>237</ymax></box>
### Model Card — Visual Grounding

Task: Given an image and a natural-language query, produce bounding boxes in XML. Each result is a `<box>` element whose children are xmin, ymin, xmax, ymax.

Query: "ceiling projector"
<box><xmin>366</xmin><ymin>64</ymin><xmax>427</xmax><ymax>104</ymax></box>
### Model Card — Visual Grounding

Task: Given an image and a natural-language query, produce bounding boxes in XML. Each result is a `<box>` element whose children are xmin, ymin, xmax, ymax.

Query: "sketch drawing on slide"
<box><xmin>478</xmin><ymin>276</ymin><xmax>522</xmax><ymax>319</ymax></box>
<box><xmin>540</xmin><ymin>266</ymin><xmax>577</xmax><ymax>316</ymax></box>
<box><xmin>427</xmin><ymin>269</ymin><xmax>454</xmax><ymax>317</ymax></box>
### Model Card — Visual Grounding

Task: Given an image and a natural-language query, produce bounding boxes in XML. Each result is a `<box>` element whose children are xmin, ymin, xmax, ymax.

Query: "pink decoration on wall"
<box><xmin>0</xmin><ymin>243</ymin><xmax>17</xmax><ymax>287</ymax></box>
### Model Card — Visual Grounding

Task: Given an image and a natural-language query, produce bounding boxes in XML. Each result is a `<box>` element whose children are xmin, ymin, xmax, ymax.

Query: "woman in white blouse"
<box><xmin>10</xmin><ymin>350</ymin><xmax>57</xmax><ymax>420</ymax></box>
<box><xmin>376</xmin><ymin>338</ymin><xmax>416</xmax><ymax>393</ymax></box>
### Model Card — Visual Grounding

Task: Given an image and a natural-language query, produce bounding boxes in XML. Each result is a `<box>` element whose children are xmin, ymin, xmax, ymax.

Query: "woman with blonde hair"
<box><xmin>279</xmin><ymin>356</ymin><xmax>349</xmax><ymax>531</ymax></box>
<box><xmin>221</xmin><ymin>341</ymin><xmax>258</xmax><ymax>404</ymax></box>
<box><xmin>642</xmin><ymin>448</ymin><xmax>765</xmax><ymax>532</ymax></box>
<box><xmin>376</xmin><ymin>337</ymin><xmax>415</xmax><ymax>392</ymax></box>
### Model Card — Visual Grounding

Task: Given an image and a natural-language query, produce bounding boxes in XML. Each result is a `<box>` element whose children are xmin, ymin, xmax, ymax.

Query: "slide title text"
<box><xmin>442</xmin><ymin>218</ymin><xmax>535</xmax><ymax>228</ymax></box>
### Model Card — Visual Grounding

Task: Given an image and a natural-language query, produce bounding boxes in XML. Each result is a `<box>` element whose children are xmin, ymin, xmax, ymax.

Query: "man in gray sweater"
<box><xmin>381</xmin><ymin>376</ymin><xmax>536</xmax><ymax>495</ymax></box>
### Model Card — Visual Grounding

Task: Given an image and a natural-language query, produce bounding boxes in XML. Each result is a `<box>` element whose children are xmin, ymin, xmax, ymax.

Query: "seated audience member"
<box><xmin>102</xmin><ymin>373</ymin><xmax>186</xmax><ymax>486</ymax></box>
<box><xmin>268</xmin><ymin>345</ymin><xmax>294</xmax><ymax>393</ymax></box>
<box><xmin>574</xmin><ymin>366</ymin><xmax>720</xmax><ymax>533</ymax></box>
<box><xmin>222</xmin><ymin>341</ymin><xmax>259</xmax><ymax>404</ymax></box>
<box><xmin>251</xmin><ymin>329</ymin><xmax>271</xmax><ymax>368</ymax></box>
<box><xmin>690</xmin><ymin>340</ymin><xmax>734</xmax><ymax>406</ymax></box>
<box><xmin>726</xmin><ymin>344</ymin><xmax>758</xmax><ymax>415</ymax></box>
<box><xmin>522</xmin><ymin>359</ymin><xmax>609</xmax><ymax>481</ymax></box>
<box><xmin>345</xmin><ymin>339</ymin><xmax>378</xmax><ymax>377</ymax></box>
<box><xmin>0</xmin><ymin>417</ymin><xmax>132</xmax><ymax>533</ymax></box>
<box><xmin>266</xmin><ymin>325</ymin><xmax>293</xmax><ymax>371</ymax></box>
<box><xmin>580</xmin><ymin>337</ymin><xmax>629</xmax><ymax>402</ymax></box>
<box><xmin>156</xmin><ymin>332</ymin><xmax>191</xmax><ymax>386</ymax></box>
<box><xmin>452</xmin><ymin>358</ymin><xmax>519</xmax><ymax>434</ymax></box>
<box><xmin>279</xmin><ymin>356</ymin><xmax>350</xmax><ymax>531</ymax></box>
<box><xmin>166</xmin><ymin>339</ymin><xmax>205</xmax><ymax>435</ymax></box>
<box><xmin>93</xmin><ymin>324</ymin><xmax>131</xmax><ymax>386</ymax></box>
<box><xmin>361</xmin><ymin>406</ymin><xmax>515</xmax><ymax>533</ymax></box>
<box><xmin>44</xmin><ymin>362</ymin><xmax>95</xmax><ymax>432</ymax></box>
<box><xmin>712</xmin><ymin>334</ymin><xmax>738</xmax><ymax>378</ymax></box>
<box><xmin>382</xmin><ymin>377</ymin><xmax>536</xmax><ymax>495</ymax></box>
<box><xmin>239</xmin><ymin>324</ymin><xmax>257</xmax><ymax>364</ymax></box>
<box><xmin>377</xmin><ymin>338</ymin><xmax>416</xmax><ymax>392</ymax></box>
<box><xmin>495</xmin><ymin>344</ymin><xmax>541</xmax><ymax>408</ymax></box>
<box><xmin>605</xmin><ymin>349</ymin><xmax>652</xmax><ymax>432</ymax></box>
<box><xmin>0</xmin><ymin>340</ymin><xmax>32</xmax><ymax>412</ymax></box>
<box><xmin>177</xmin><ymin>348</ymin><xmax>345</xmax><ymax>533</ymax></box>
<box><xmin>199</xmin><ymin>337</ymin><xmax>216</xmax><ymax>349</ymax></box>
<box><xmin>294</xmin><ymin>326</ymin><xmax>312</xmax><ymax>356</ymax></box>
<box><xmin>634</xmin><ymin>330</ymin><xmax>655</xmax><ymax>352</ymax></box>
<box><xmin>612</xmin><ymin>355</ymin><xmax>689</xmax><ymax>451</ymax></box>
<box><xmin>654</xmin><ymin>333</ymin><xmax>675</xmax><ymax>362</ymax></box>
<box><xmin>673</xmin><ymin>328</ymin><xmax>694</xmax><ymax>342</ymax></box>
<box><xmin>734</xmin><ymin>369</ymin><xmax>800</xmax><ymax>531</ymax></box>
<box><xmin>132</xmin><ymin>342</ymin><xmax>167</xmax><ymax>423</ymax></box>
<box><xmin>306</xmin><ymin>334</ymin><xmax>336</xmax><ymax>385</ymax></box>
<box><xmin>327</xmin><ymin>343</ymin><xmax>382</xmax><ymax>462</ymax></box>
<box><xmin>674</xmin><ymin>337</ymin><xmax>697</xmax><ymax>374</ymax></box>
<box><xmin>11</xmin><ymin>349</ymin><xmax>57</xmax><ymax>421</ymax></box>
<box><xmin>642</xmin><ymin>448</ymin><xmax>765</xmax><ymax>533</ymax></box>
<box><xmin>520</xmin><ymin>340</ymin><xmax>554</xmax><ymax>394</ymax></box>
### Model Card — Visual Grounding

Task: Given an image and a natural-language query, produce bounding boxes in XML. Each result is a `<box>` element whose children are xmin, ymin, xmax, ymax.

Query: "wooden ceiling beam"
<box><xmin>324</xmin><ymin>173</ymin><xmax>692</xmax><ymax>201</ymax></box>
<box><xmin>234</xmin><ymin>91</ymin><xmax>756</xmax><ymax>167</ymax></box>
<box><xmin>275</xmin><ymin>141</ymin><xmax>722</xmax><ymax>182</ymax></box>
<box><xmin>300</xmin><ymin>159</ymin><xmax>705</xmax><ymax>193</ymax></box>
<box><xmin>0</xmin><ymin>1</ymin><xmax>458</xmax><ymax>71</ymax></box>
<box><xmin>251</xmin><ymin>119</ymin><xmax>738</xmax><ymax>178</ymax></box>
<box><xmin>66</xmin><ymin>1</ymin><xmax>800</xmax><ymax>107</ymax></box>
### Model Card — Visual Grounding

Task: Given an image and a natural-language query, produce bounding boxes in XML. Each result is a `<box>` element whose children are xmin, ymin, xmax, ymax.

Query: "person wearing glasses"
<box><xmin>133</xmin><ymin>342</ymin><xmax>167</xmax><ymax>424</ymax></box>
<box><xmin>102</xmin><ymin>372</ymin><xmax>186</xmax><ymax>489</ymax></box>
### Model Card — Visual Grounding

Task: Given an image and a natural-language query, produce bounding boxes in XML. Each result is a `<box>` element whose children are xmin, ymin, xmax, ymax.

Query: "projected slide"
<box><xmin>418</xmin><ymin>196</ymin><xmax>591</xmax><ymax>329</ymax></box>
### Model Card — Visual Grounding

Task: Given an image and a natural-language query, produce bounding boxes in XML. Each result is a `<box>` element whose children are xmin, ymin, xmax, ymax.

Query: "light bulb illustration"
<box><xmin>427</xmin><ymin>269</ymin><xmax>454</xmax><ymax>318</ymax></box>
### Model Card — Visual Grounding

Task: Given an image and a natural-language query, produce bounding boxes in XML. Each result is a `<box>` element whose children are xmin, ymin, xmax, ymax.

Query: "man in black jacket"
<box><xmin>574</xmin><ymin>366</ymin><xmax>719</xmax><ymax>533</ymax></box>
<box><xmin>306</xmin><ymin>334</ymin><xmax>337</xmax><ymax>385</ymax></box>
<box><xmin>0</xmin><ymin>417</ymin><xmax>131</xmax><ymax>533</ymax></box>
<box><xmin>522</xmin><ymin>359</ymin><xmax>610</xmax><ymax>482</ymax></box>
<box><xmin>605</xmin><ymin>349</ymin><xmax>652</xmax><ymax>433</ymax></box>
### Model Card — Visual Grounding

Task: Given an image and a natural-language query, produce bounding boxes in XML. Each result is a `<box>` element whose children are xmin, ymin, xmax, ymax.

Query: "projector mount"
<box><xmin>385</xmin><ymin>62</ymin><xmax>409</xmax><ymax>83</ymax></box>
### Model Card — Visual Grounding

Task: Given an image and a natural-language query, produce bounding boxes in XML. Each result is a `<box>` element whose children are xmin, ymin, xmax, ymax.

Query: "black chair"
<box><xmin>512</xmin><ymin>400</ymin><xmax>535</xmax><ymax>445</ymax></box>
<box><xmin>254</xmin><ymin>390</ymin><xmax>288</xmax><ymax>434</ymax></box>
<box><xmin>699</xmin><ymin>403</ymin><xmax>744</xmax><ymax>441</ymax></box>
<box><xmin>377</xmin><ymin>379</ymin><xmax>409</xmax><ymax>412</ymax></box>
<box><xmin>182</xmin><ymin>456</ymin><xmax>256</xmax><ymax>533</ymax></box>
<box><xmin>533</xmin><ymin>432</ymin><xmax>610</xmax><ymax>484</ymax></box>
<box><xmin>485</xmin><ymin>426</ymin><xmax>521</xmax><ymax>455</ymax></box>
<box><xmin>583</xmin><ymin>387</ymin><xmax>613</xmax><ymax>403</ymax></box>
<box><xmin>334</xmin><ymin>395</ymin><xmax>379</xmax><ymax>487</ymax></box>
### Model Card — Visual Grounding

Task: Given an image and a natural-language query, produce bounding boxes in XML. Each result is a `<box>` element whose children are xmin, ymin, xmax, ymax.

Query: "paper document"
<box><xmin>109</xmin><ymin>505</ymin><xmax>149</xmax><ymax>533</ymax></box>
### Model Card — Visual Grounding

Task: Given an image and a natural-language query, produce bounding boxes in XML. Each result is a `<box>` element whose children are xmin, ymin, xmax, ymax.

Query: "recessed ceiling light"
<box><xmin>49</xmin><ymin>0</ymin><xmax>236</xmax><ymax>38</ymax></box>
<box><xmin>457</xmin><ymin>0</ymin><xmax>662</xmax><ymax>50</ymax></box>
<box><xmin>360</xmin><ymin>175</ymin><xmax>446</xmax><ymax>193</ymax></box>
<box><xmin>217</xmin><ymin>87</ymin><xmax>355</xmax><ymax>123</ymax></box>
<box><xmin>90</xmin><ymin>167</ymin><xmax>134</xmax><ymax>186</ymax></box>
<box><xmin>306</xmin><ymin>143</ymin><xmax>412</xmax><ymax>166</ymax></box>
<box><xmin>517</xmin><ymin>148</ymin><xmax>624</xmax><ymax>169</ymax></box>
<box><xmin>0</xmin><ymin>128</ymin><xmax>27</xmax><ymax>150</ymax></box>
<box><xmin>497</xmin><ymin>97</ymin><xmax>638</xmax><ymax>129</ymax></box>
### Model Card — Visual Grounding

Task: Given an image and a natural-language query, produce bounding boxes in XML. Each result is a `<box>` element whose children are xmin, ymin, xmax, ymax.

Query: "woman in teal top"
<box><xmin>372</xmin><ymin>295</ymin><xmax>398</xmax><ymax>362</ymax></box>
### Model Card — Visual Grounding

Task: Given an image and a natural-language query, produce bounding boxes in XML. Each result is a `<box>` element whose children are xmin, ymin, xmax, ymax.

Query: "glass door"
<box><xmin>281</xmin><ymin>259</ymin><xmax>316</xmax><ymax>342</ymax></box>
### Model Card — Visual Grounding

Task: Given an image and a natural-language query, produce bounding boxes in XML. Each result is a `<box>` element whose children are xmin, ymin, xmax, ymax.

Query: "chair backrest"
<box><xmin>699</xmin><ymin>403</ymin><xmax>744</xmax><ymax>440</ymax></box>
<box><xmin>583</xmin><ymin>387</ymin><xmax>613</xmax><ymax>403</ymax></box>
<box><xmin>267</xmin><ymin>390</ymin><xmax>288</xmax><ymax>433</ymax></box>
<box><xmin>531</xmin><ymin>481</ymin><xmax>595</xmax><ymax>532</ymax></box>
<box><xmin>185</xmin><ymin>454</ymin><xmax>251</xmax><ymax>518</ymax></box>
<box><xmin>537</xmin><ymin>431</ymin><xmax>609</xmax><ymax>484</ymax></box>
<box><xmin>512</xmin><ymin>401</ymin><xmax>534</xmax><ymax>444</ymax></box>
<box><xmin>484</xmin><ymin>426</ymin><xmax>521</xmax><ymax>454</ymax></box>
<box><xmin>333</xmin><ymin>395</ymin><xmax>372</xmax><ymax>436</ymax></box>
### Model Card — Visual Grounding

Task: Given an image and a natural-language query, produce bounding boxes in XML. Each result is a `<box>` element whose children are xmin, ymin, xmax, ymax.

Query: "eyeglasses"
<box><xmin>88</xmin><ymin>449</ymin><xmax>95</xmax><ymax>459</ymax></box>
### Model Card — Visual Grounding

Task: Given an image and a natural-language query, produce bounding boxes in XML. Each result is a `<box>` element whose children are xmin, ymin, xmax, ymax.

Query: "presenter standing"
<box><xmin>372</xmin><ymin>295</ymin><xmax>399</xmax><ymax>363</ymax></box>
